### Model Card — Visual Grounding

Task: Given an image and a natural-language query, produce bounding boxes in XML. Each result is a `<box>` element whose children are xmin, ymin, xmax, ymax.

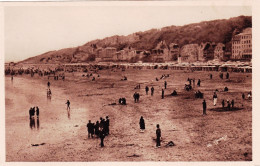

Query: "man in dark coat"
<box><xmin>156</xmin><ymin>124</ymin><xmax>161</xmax><ymax>148</ymax></box>
<box><xmin>36</xmin><ymin>107</ymin><xmax>39</xmax><ymax>117</ymax></box>
<box><xmin>133</xmin><ymin>92</ymin><xmax>137</xmax><ymax>103</ymax></box>
<box><xmin>151</xmin><ymin>86</ymin><xmax>154</xmax><ymax>96</ymax></box>
<box><xmin>139</xmin><ymin>116</ymin><xmax>145</xmax><ymax>132</ymax></box>
<box><xmin>32</xmin><ymin>107</ymin><xmax>36</xmax><ymax>117</ymax></box>
<box><xmin>202</xmin><ymin>100</ymin><xmax>207</xmax><ymax>115</ymax></box>
<box><xmin>87</xmin><ymin>120</ymin><xmax>93</xmax><ymax>138</ymax></box>
<box><xmin>161</xmin><ymin>89</ymin><xmax>164</xmax><ymax>99</ymax></box>
<box><xmin>136</xmin><ymin>93</ymin><xmax>140</xmax><ymax>102</ymax></box>
<box><xmin>99</xmin><ymin>127</ymin><xmax>106</xmax><ymax>147</ymax></box>
<box><xmin>164</xmin><ymin>81</ymin><xmax>167</xmax><ymax>89</ymax></box>
<box><xmin>242</xmin><ymin>93</ymin><xmax>245</xmax><ymax>100</ymax></box>
<box><xmin>222</xmin><ymin>99</ymin><xmax>225</xmax><ymax>108</ymax></box>
<box><xmin>197</xmin><ymin>79</ymin><xmax>201</xmax><ymax>87</ymax></box>
<box><xmin>29</xmin><ymin>107</ymin><xmax>32</xmax><ymax>119</ymax></box>
<box><xmin>226</xmin><ymin>72</ymin><xmax>229</xmax><ymax>79</ymax></box>
<box><xmin>231</xmin><ymin>99</ymin><xmax>234</xmax><ymax>108</ymax></box>
<box><xmin>105</xmin><ymin>116</ymin><xmax>110</xmax><ymax>135</ymax></box>
<box><xmin>145</xmin><ymin>86</ymin><xmax>149</xmax><ymax>95</ymax></box>
<box><xmin>95</xmin><ymin>121</ymin><xmax>100</xmax><ymax>137</ymax></box>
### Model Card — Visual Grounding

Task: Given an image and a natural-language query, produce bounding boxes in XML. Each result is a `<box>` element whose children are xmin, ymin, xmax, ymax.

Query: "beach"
<box><xmin>5</xmin><ymin>68</ymin><xmax>252</xmax><ymax>161</ymax></box>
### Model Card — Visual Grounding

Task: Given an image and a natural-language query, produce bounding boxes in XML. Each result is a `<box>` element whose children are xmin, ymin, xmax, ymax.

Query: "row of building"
<box><xmin>74</xmin><ymin>28</ymin><xmax>252</xmax><ymax>63</ymax></box>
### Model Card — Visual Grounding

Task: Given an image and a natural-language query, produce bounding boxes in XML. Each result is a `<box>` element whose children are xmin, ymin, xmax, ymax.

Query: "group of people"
<box><xmin>219</xmin><ymin>72</ymin><xmax>230</xmax><ymax>79</ymax></box>
<box><xmin>145</xmin><ymin>86</ymin><xmax>155</xmax><ymax>96</ymax></box>
<box><xmin>47</xmin><ymin>88</ymin><xmax>52</xmax><ymax>97</ymax></box>
<box><xmin>29</xmin><ymin>106</ymin><xmax>40</xmax><ymax>119</ymax></box>
<box><xmin>221</xmin><ymin>99</ymin><xmax>235</xmax><ymax>110</ymax></box>
<box><xmin>133</xmin><ymin>92</ymin><xmax>140</xmax><ymax>103</ymax></box>
<box><xmin>86</xmin><ymin>116</ymin><xmax>110</xmax><ymax>147</ymax></box>
<box><xmin>29</xmin><ymin>107</ymin><xmax>40</xmax><ymax>129</ymax></box>
<box><xmin>195</xmin><ymin>90</ymin><xmax>203</xmax><ymax>98</ymax></box>
<box><xmin>118</xmin><ymin>98</ymin><xmax>127</xmax><ymax>105</ymax></box>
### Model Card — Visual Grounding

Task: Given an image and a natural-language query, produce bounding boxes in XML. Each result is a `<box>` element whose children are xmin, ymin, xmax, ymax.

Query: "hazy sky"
<box><xmin>4</xmin><ymin>5</ymin><xmax>251</xmax><ymax>62</ymax></box>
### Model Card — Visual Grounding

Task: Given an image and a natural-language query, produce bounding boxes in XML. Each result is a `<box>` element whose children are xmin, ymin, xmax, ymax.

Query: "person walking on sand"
<box><xmin>47</xmin><ymin>81</ymin><xmax>50</xmax><ymax>88</ymax></box>
<box><xmin>66</xmin><ymin>100</ymin><xmax>70</xmax><ymax>110</ymax></box>
<box><xmin>139</xmin><ymin>116</ymin><xmax>145</xmax><ymax>132</ymax></box>
<box><xmin>164</xmin><ymin>81</ymin><xmax>167</xmax><ymax>89</ymax></box>
<box><xmin>161</xmin><ymin>89</ymin><xmax>164</xmax><ymax>99</ymax></box>
<box><xmin>156</xmin><ymin>124</ymin><xmax>161</xmax><ymax>148</ymax></box>
<box><xmin>145</xmin><ymin>86</ymin><xmax>149</xmax><ymax>95</ymax></box>
<box><xmin>213</xmin><ymin>92</ymin><xmax>218</xmax><ymax>106</ymax></box>
<box><xmin>202</xmin><ymin>99</ymin><xmax>207</xmax><ymax>115</ymax></box>
<box><xmin>151</xmin><ymin>86</ymin><xmax>154</xmax><ymax>96</ymax></box>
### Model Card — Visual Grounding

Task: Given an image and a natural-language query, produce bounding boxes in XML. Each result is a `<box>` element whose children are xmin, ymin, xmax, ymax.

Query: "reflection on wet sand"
<box><xmin>29</xmin><ymin>117</ymin><xmax>40</xmax><ymax>130</ymax></box>
<box><xmin>29</xmin><ymin>117</ymin><xmax>35</xmax><ymax>129</ymax></box>
<box><xmin>37</xmin><ymin>118</ymin><xmax>40</xmax><ymax>129</ymax></box>
<box><xmin>67</xmin><ymin>109</ymin><xmax>71</xmax><ymax>119</ymax></box>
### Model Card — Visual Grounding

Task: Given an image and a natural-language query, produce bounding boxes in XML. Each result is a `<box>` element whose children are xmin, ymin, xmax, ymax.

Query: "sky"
<box><xmin>4</xmin><ymin>4</ymin><xmax>252</xmax><ymax>62</ymax></box>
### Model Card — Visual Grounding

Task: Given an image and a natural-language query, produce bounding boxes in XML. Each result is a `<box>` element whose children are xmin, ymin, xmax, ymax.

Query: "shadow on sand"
<box><xmin>209</xmin><ymin>107</ymin><xmax>243</xmax><ymax>112</ymax></box>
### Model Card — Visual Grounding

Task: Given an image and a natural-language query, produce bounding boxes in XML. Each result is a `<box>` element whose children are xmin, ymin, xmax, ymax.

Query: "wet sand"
<box><xmin>5</xmin><ymin>69</ymin><xmax>252</xmax><ymax>161</ymax></box>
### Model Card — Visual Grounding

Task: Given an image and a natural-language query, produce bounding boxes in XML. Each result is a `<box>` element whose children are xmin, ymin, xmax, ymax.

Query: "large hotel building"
<box><xmin>231</xmin><ymin>28</ymin><xmax>252</xmax><ymax>60</ymax></box>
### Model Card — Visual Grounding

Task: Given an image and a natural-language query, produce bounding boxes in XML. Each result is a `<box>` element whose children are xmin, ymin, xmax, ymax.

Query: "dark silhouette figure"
<box><xmin>227</xmin><ymin>100</ymin><xmax>231</xmax><ymax>111</ymax></box>
<box><xmin>95</xmin><ymin>121</ymin><xmax>100</xmax><ymax>137</ymax></box>
<box><xmin>145</xmin><ymin>86</ymin><xmax>149</xmax><ymax>95</ymax></box>
<box><xmin>171</xmin><ymin>90</ymin><xmax>177</xmax><ymax>96</ymax></box>
<box><xmin>133</xmin><ymin>92</ymin><xmax>140</xmax><ymax>103</ymax></box>
<box><xmin>99</xmin><ymin>127</ymin><xmax>106</xmax><ymax>147</ymax></box>
<box><xmin>202</xmin><ymin>100</ymin><xmax>207</xmax><ymax>115</ymax></box>
<box><xmin>151</xmin><ymin>86</ymin><xmax>154</xmax><ymax>96</ymax></box>
<box><xmin>36</xmin><ymin>107</ymin><xmax>39</xmax><ymax>117</ymax></box>
<box><xmin>231</xmin><ymin>99</ymin><xmax>234</xmax><ymax>108</ymax></box>
<box><xmin>47</xmin><ymin>81</ymin><xmax>50</xmax><ymax>88</ymax></box>
<box><xmin>226</xmin><ymin>72</ymin><xmax>229</xmax><ymax>79</ymax></box>
<box><xmin>87</xmin><ymin>120</ymin><xmax>94</xmax><ymax>138</ymax></box>
<box><xmin>30</xmin><ymin>117</ymin><xmax>35</xmax><ymax>129</ymax></box>
<box><xmin>36</xmin><ymin>118</ymin><xmax>40</xmax><ymax>129</ymax></box>
<box><xmin>164</xmin><ymin>81</ymin><xmax>167</xmax><ymax>89</ymax></box>
<box><xmin>197</xmin><ymin>79</ymin><xmax>201</xmax><ymax>87</ymax></box>
<box><xmin>242</xmin><ymin>93</ymin><xmax>245</xmax><ymax>100</ymax></box>
<box><xmin>136</xmin><ymin>93</ymin><xmax>140</xmax><ymax>102</ymax></box>
<box><xmin>66</xmin><ymin>100</ymin><xmax>70</xmax><ymax>110</ymax></box>
<box><xmin>67</xmin><ymin>109</ymin><xmax>71</xmax><ymax>119</ymax></box>
<box><xmin>219</xmin><ymin>73</ymin><xmax>223</xmax><ymax>79</ymax></box>
<box><xmin>222</xmin><ymin>99</ymin><xmax>225</xmax><ymax>108</ymax></box>
<box><xmin>161</xmin><ymin>89</ymin><xmax>164</xmax><ymax>99</ymax></box>
<box><xmin>210</xmin><ymin>74</ymin><xmax>213</xmax><ymax>79</ymax></box>
<box><xmin>139</xmin><ymin>116</ymin><xmax>145</xmax><ymax>131</ymax></box>
<box><xmin>105</xmin><ymin>116</ymin><xmax>110</xmax><ymax>135</ymax></box>
<box><xmin>156</xmin><ymin>124</ymin><xmax>161</xmax><ymax>147</ymax></box>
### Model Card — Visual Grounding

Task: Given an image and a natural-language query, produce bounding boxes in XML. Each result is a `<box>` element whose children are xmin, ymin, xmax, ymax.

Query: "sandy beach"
<box><xmin>5</xmin><ymin>68</ymin><xmax>252</xmax><ymax>161</ymax></box>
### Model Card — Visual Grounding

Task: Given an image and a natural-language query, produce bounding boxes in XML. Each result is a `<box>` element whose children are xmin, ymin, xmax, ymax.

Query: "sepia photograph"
<box><xmin>1</xmin><ymin>1</ymin><xmax>257</xmax><ymax>164</ymax></box>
